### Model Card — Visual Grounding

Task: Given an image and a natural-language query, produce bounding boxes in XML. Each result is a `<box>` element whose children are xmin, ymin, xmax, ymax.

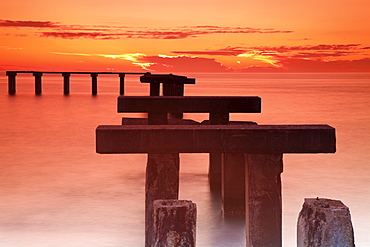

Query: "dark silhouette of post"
<box><xmin>91</xmin><ymin>73</ymin><xmax>98</xmax><ymax>95</ymax></box>
<box><xmin>6</xmin><ymin>71</ymin><xmax>17</xmax><ymax>95</ymax></box>
<box><xmin>119</xmin><ymin>73</ymin><xmax>125</xmax><ymax>95</ymax></box>
<box><xmin>62</xmin><ymin>73</ymin><xmax>70</xmax><ymax>95</ymax></box>
<box><xmin>33</xmin><ymin>72</ymin><xmax>42</xmax><ymax>95</ymax></box>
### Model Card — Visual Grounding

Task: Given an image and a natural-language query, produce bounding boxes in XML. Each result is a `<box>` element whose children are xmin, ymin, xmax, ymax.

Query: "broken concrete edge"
<box><xmin>96</xmin><ymin>124</ymin><xmax>336</xmax><ymax>154</ymax></box>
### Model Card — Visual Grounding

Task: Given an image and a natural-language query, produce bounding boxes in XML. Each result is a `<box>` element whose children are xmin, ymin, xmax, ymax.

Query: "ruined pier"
<box><xmin>96</xmin><ymin>95</ymin><xmax>336</xmax><ymax>246</ymax></box>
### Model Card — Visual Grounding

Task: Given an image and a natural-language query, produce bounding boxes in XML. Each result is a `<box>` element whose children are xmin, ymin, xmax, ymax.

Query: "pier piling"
<box><xmin>6</xmin><ymin>71</ymin><xmax>17</xmax><ymax>95</ymax></box>
<box><xmin>152</xmin><ymin>200</ymin><xmax>196</xmax><ymax>247</ymax></box>
<box><xmin>119</xmin><ymin>73</ymin><xmax>125</xmax><ymax>95</ymax></box>
<box><xmin>91</xmin><ymin>73</ymin><xmax>98</xmax><ymax>95</ymax></box>
<box><xmin>33</xmin><ymin>72</ymin><xmax>43</xmax><ymax>95</ymax></box>
<box><xmin>62</xmin><ymin>73</ymin><xmax>70</xmax><ymax>95</ymax></box>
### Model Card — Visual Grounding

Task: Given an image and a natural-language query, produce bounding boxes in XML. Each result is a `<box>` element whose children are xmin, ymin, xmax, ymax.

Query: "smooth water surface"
<box><xmin>0</xmin><ymin>73</ymin><xmax>369</xmax><ymax>246</ymax></box>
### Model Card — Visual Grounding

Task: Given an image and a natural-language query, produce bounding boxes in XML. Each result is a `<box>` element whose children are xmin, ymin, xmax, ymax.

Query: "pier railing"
<box><xmin>6</xmin><ymin>71</ymin><xmax>148</xmax><ymax>95</ymax></box>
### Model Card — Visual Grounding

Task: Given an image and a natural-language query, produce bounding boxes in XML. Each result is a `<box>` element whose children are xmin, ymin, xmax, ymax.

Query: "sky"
<box><xmin>1</xmin><ymin>0</ymin><xmax>369</xmax><ymax>73</ymax></box>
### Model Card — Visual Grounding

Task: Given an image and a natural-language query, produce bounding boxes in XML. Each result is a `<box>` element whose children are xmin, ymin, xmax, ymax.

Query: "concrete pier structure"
<box><xmin>140</xmin><ymin>73</ymin><xmax>195</xmax><ymax>97</ymax></box>
<box><xmin>96</xmin><ymin>124</ymin><xmax>336</xmax><ymax>247</ymax></box>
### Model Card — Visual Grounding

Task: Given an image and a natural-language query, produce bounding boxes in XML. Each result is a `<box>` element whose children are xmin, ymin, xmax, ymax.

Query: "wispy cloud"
<box><xmin>1</xmin><ymin>19</ymin><xmax>293</xmax><ymax>40</ymax></box>
<box><xmin>0</xmin><ymin>19</ymin><xmax>59</xmax><ymax>28</ymax></box>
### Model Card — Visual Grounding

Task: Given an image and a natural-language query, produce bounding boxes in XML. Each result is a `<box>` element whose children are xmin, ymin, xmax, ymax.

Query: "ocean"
<box><xmin>0</xmin><ymin>72</ymin><xmax>369</xmax><ymax>246</ymax></box>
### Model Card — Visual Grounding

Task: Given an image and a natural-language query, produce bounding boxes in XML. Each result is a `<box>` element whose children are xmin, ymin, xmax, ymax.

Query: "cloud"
<box><xmin>277</xmin><ymin>58</ymin><xmax>370</xmax><ymax>72</ymax></box>
<box><xmin>42</xmin><ymin>32</ymin><xmax>120</xmax><ymax>39</ymax></box>
<box><xmin>1</xmin><ymin>19</ymin><xmax>293</xmax><ymax>40</ymax></box>
<box><xmin>137</xmin><ymin>55</ymin><xmax>231</xmax><ymax>72</ymax></box>
<box><xmin>0</xmin><ymin>19</ymin><xmax>59</xmax><ymax>28</ymax></box>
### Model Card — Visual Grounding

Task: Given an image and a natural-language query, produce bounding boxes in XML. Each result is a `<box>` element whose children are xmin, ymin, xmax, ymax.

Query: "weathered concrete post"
<box><xmin>119</xmin><ymin>73</ymin><xmax>125</xmax><ymax>95</ymax></box>
<box><xmin>145</xmin><ymin>103</ymin><xmax>180</xmax><ymax>247</ymax></box>
<box><xmin>297</xmin><ymin>198</ymin><xmax>355</xmax><ymax>247</ymax></box>
<box><xmin>6</xmin><ymin>71</ymin><xmax>17</xmax><ymax>95</ymax></box>
<box><xmin>152</xmin><ymin>200</ymin><xmax>197</xmax><ymax>247</ymax></box>
<box><xmin>91</xmin><ymin>73</ymin><xmax>98</xmax><ymax>95</ymax></box>
<box><xmin>245</xmin><ymin>153</ymin><xmax>283</xmax><ymax>247</ymax></box>
<box><xmin>33</xmin><ymin>72</ymin><xmax>43</xmax><ymax>95</ymax></box>
<box><xmin>209</xmin><ymin>112</ymin><xmax>229</xmax><ymax>191</ymax></box>
<box><xmin>62</xmin><ymin>72</ymin><xmax>70</xmax><ymax>95</ymax></box>
<box><xmin>222</xmin><ymin>153</ymin><xmax>246</xmax><ymax>217</ymax></box>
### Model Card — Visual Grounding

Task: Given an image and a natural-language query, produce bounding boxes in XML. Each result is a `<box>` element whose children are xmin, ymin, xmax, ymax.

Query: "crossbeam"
<box><xmin>117</xmin><ymin>96</ymin><xmax>261</xmax><ymax>113</ymax></box>
<box><xmin>96</xmin><ymin>124</ymin><xmax>336</xmax><ymax>154</ymax></box>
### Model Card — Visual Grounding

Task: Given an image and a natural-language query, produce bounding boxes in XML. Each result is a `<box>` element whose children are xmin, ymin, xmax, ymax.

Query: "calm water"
<box><xmin>0</xmin><ymin>73</ymin><xmax>369</xmax><ymax>246</ymax></box>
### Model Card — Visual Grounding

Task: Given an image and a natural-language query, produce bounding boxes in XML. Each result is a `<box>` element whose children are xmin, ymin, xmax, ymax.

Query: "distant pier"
<box><xmin>6</xmin><ymin>71</ymin><xmax>148</xmax><ymax>95</ymax></box>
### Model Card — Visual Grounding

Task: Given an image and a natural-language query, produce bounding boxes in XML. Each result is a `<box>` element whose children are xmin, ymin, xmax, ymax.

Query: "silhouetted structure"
<box><xmin>6</xmin><ymin>71</ymin><xmax>195</xmax><ymax>96</ymax></box>
<box><xmin>96</xmin><ymin>95</ymin><xmax>336</xmax><ymax>247</ymax></box>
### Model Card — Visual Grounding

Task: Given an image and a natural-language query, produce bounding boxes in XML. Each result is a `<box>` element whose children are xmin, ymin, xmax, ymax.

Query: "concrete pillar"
<box><xmin>245</xmin><ymin>153</ymin><xmax>283</xmax><ymax>247</ymax></box>
<box><xmin>33</xmin><ymin>72</ymin><xmax>43</xmax><ymax>95</ymax></box>
<box><xmin>91</xmin><ymin>73</ymin><xmax>98</xmax><ymax>95</ymax></box>
<box><xmin>152</xmin><ymin>200</ymin><xmax>196</xmax><ymax>247</ymax></box>
<box><xmin>208</xmin><ymin>112</ymin><xmax>229</xmax><ymax>191</ymax></box>
<box><xmin>222</xmin><ymin>153</ymin><xmax>245</xmax><ymax>217</ymax></box>
<box><xmin>62</xmin><ymin>73</ymin><xmax>70</xmax><ymax>95</ymax></box>
<box><xmin>297</xmin><ymin>198</ymin><xmax>355</xmax><ymax>247</ymax></box>
<box><xmin>6</xmin><ymin>71</ymin><xmax>17</xmax><ymax>95</ymax></box>
<box><xmin>150</xmin><ymin>83</ymin><xmax>160</xmax><ymax>96</ymax></box>
<box><xmin>163</xmin><ymin>83</ymin><xmax>184</xmax><ymax>119</ymax></box>
<box><xmin>119</xmin><ymin>73</ymin><xmax>125</xmax><ymax>95</ymax></box>
<box><xmin>145</xmin><ymin>154</ymin><xmax>180</xmax><ymax>247</ymax></box>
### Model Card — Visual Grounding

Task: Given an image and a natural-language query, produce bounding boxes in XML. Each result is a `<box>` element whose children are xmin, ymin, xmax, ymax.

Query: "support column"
<box><xmin>222</xmin><ymin>153</ymin><xmax>245</xmax><ymax>217</ymax></box>
<box><xmin>119</xmin><ymin>73</ymin><xmax>125</xmax><ymax>95</ymax></box>
<box><xmin>33</xmin><ymin>72</ymin><xmax>43</xmax><ymax>95</ymax></box>
<box><xmin>150</xmin><ymin>83</ymin><xmax>160</xmax><ymax>96</ymax></box>
<box><xmin>245</xmin><ymin>153</ymin><xmax>283</xmax><ymax>247</ymax></box>
<box><xmin>208</xmin><ymin>112</ymin><xmax>229</xmax><ymax>191</ymax></box>
<box><xmin>145</xmin><ymin>154</ymin><xmax>180</xmax><ymax>247</ymax></box>
<box><xmin>91</xmin><ymin>73</ymin><xmax>98</xmax><ymax>95</ymax></box>
<box><xmin>163</xmin><ymin>83</ymin><xmax>184</xmax><ymax>119</ymax></box>
<box><xmin>62</xmin><ymin>73</ymin><xmax>70</xmax><ymax>95</ymax></box>
<box><xmin>6</xmin><ymin>71</ymin><xmax>17</xmax><ymax>95</ymax></box>
<box><xmin>152</xmin><ymin>200</ymin><xmax>197</xmax><ymax>247</ymax></box>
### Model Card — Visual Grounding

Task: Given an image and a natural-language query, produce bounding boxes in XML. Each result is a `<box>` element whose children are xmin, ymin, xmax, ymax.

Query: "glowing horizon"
<box><xmin>1</xmin><ymin>0</ymin><xmax>369</xmax><ymax>73</ymax></box>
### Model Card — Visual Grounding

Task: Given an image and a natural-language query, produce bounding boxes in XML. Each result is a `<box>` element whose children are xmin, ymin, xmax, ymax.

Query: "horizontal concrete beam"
<box><xmin>96</xmin><ymin>125</ymin><xmax>336</xmax><ymax>154</ymax></box>
<box><xmin>117</xmin><ymin>96</ymin><xmax>261</xmax><ymax>113</ymax></box>
<box><xmin>140</xmin><ymin>74</ymin><xmax>195</xmax><ymax>84</ymax></box>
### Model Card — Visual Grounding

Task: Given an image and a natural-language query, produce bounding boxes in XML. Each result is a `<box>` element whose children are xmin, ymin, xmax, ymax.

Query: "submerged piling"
<box><xmin>152</xmin><ymin>200</ymin><xmax>196</xmax><ymax>247</ymax></box>
<box><xmin>297</xmin><ymin>198</ymin><xmax>355</xmax><ymax>247</ymax></box>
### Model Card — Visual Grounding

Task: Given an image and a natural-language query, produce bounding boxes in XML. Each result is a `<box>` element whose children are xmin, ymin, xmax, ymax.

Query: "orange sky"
<box><xmin>1</xmin><ymin>0</ymin><xmax>369</xmax><ymax>73</ymax></box>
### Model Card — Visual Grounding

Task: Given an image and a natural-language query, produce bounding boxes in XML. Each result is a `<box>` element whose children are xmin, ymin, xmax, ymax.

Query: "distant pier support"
<box><xmin>62</xmin><ymin>73</ymin><xmax>71</xmax><ymax>95</ymax></box>
<box><xmin>91</xmin><ymin>73</ymin><xmax>98</xmax><ymax>95</ymax></box>
<box><xmin>119</xmin><ymin>73</ymin><xmax>125</xmax><ymax>95</ymax></box>
<box><xmin>6</xmin><ymin>71</ymin><xmax>17</xmax><ymax>95</ymax></box>
<box><xmin>33</xmin><ymin>72</ymin><xmax>43</xmax><ymax>95</ymax></box>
